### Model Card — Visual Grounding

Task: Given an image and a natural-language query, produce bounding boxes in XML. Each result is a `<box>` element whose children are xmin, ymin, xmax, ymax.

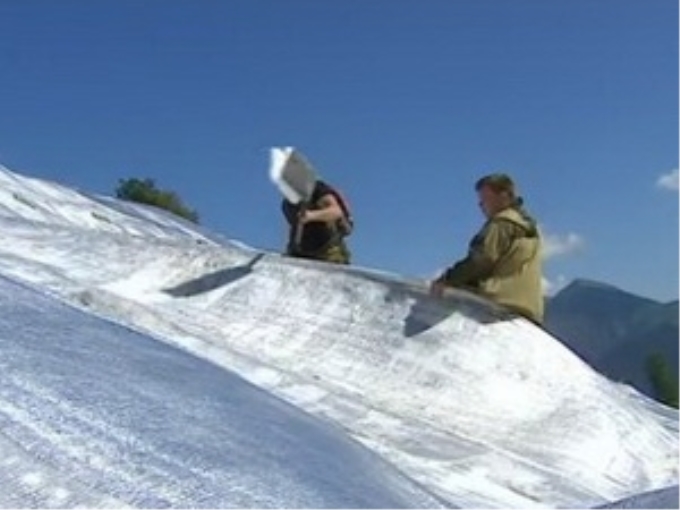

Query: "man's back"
<box><xmin>477</xmin><ymin>207</ymin><xmax>544</xmax><ymax>324</ymax></box>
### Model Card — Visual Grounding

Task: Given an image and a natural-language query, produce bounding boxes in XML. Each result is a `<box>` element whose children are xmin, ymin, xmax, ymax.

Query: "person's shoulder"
<box><xmin>491</xmin><ymin>208</ymin><xmax>539</xmax><ymax>237</ymax></box>
<box><xmin>493</xmin><ymin>207</ymin><xmax>521</xmax><ymax>221</ymax></box>
<box><xmin>492</xmin><ymin>207</ymin><xmax>532</xmax><ymax>225</ymax></box>
<box><xmin>484</xmin><ymin>213</ymin><xmax>521</xmax><ymax>237</ymax></box>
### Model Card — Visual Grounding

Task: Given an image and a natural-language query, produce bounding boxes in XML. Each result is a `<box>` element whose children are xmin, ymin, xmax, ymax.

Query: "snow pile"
<box><xmin>0</xmin><ymin>275</ymin><xmax>445</xmax><ymax>508</ymax></box>
<box><xmin>0</xmin><ymin>164</ymin><xmax>677</xmax><ymax>508</ymax></box>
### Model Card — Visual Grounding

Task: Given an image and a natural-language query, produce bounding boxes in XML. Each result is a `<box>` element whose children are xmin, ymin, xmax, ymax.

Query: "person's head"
<box><xmin>475</xmin><ymin>173</ymin><xmax>521</xmax><ymax>218</ymax></box>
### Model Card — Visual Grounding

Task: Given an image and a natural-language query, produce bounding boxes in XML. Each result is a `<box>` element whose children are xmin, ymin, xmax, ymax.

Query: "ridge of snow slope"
<box><xmin>0</xmin><ymin>274</ymin><xmax>445</xmax><ymax>508</ymax></box>
<box><xmin>0</xmin><ymin>164</ymin><xmax>677</xmax><ymax>508</ymax></box>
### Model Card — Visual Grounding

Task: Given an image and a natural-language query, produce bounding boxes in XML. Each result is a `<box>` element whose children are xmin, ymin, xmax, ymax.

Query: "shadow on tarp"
<box><xmin>393</xmin><ymin>284</ymin><xmax>519</xmax><ymax>338</ymax></box>
<box><xmin>342</xmin><ymin>270</ymin><xmax>520</xmax><ymax>338</ymax></box>
<box><xmin>164</xmin><ymin>253</ymin><xmax>265</xmax><ymax>298</ymax></box>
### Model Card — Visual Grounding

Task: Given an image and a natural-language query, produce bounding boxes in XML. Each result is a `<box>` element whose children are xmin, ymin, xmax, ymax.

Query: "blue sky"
<box><xmin>1</xmin><ymin>0</ymin><xmax>677</xmax><ymax>301</ymax></box>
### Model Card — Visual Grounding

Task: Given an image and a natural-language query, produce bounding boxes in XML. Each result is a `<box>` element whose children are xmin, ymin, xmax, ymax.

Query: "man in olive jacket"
<box><xmin>430</xmin><ymin>173</ymin><xmax>544</xmax><ymax>325</ymax></box>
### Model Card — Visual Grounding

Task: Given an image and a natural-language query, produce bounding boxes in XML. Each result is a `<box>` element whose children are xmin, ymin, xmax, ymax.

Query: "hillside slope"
<box><xmin>545</xmin><ymin>280</ymin><xmax>679</xmax><ymax>396</ymax></box>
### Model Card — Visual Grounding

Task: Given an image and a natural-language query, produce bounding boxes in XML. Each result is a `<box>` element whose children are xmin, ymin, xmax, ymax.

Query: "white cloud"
<box><xmin>541</xmin><ymin>231</ymin><xmax>585</xmax><ymax>260</ymax></box>
<box><xmin>542</xmin><ymin>275</ymin><xmax>568</xmax><ymax>296</ymax></box>
<box><xmin>657</xmin><ymin>168</ymin><xmax>679</xmax><ymax>191</ymax></box>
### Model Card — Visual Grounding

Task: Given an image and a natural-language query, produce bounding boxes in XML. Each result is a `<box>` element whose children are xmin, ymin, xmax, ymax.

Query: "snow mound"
<box><xmin>0</xmin><ymin>164</ymin><xmax>677</xmax><ymax>508</ymax></box>
<box><xmin>0</xmin><ymin>274</ymin><xmax>445</xmax><ymax>508</ymax></box>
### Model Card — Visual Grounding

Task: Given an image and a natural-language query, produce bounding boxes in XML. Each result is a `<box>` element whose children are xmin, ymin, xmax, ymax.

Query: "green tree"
<box><xmin>115</xmin><ymin>178</ymin><xmax>199</xmax><ymax>224</ymax></box>
<box><xmin>646</xmin><ymin>352</ymin><xmax>679</xmax><ymax>408</ymax></box>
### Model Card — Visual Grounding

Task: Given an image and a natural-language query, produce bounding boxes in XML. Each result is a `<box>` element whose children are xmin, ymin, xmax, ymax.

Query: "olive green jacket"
<box><xmin>440</xmin><ymin>206</ymin><xmax>544</xmax><ymax>324</ymax></box>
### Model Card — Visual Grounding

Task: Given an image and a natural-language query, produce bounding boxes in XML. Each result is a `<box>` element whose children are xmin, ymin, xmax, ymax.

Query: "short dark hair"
<box><xmin>475</xmin><ymin>173</ymin><xmax>516</xmax><ymax>198</ymax></box>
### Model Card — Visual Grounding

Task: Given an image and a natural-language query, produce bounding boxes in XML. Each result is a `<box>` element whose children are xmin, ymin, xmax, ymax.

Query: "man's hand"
<box><xmin>299</xmin><ymin>194</ymin><xmax>343</xmax><ymax>225</ymax></box>
<box><xmin>429</xmin><ymin>279</ymin><xmax>448</xmax><ymax>298</ymax></box>
<box><xmin>298</xmin><ymin>209</ymin><xmax>317</xmax><ymax>224</ymax></box>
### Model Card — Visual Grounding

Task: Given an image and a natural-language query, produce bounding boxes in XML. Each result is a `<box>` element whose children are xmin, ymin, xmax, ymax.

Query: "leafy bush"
<box><xmin>647</xmin><ymin>352</ymin><xmax>679</xmax><ymax>408</ymax></box>
<box><xmin>115</xmin><ymin>178</ymin><xmax>199</xmax><ymax>224</ymax></box>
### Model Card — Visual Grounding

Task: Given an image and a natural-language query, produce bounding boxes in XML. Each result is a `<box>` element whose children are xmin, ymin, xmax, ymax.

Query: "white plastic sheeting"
<box><xmin>0</xmin><ymin>164</ymin><xmax>677</xmax><ymax>508</ymax></box>
<box><xmin>0</xmin><ymin>275</ymin><xmax>446</xmax><ymax>508</ymax></box>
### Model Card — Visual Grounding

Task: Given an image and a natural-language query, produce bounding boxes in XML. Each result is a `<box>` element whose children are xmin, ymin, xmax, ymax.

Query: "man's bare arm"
<box><xmin>302</xmin><ymin>194</ymin><xmax>344</xmax><ymax>223</ymax></box>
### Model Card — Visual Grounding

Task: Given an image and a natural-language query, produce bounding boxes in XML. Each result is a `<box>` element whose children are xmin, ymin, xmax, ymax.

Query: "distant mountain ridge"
<box><xmin>545</xmin><ymin>278</ymin><xmax>679</xmax><ymax>400</ymax></box>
